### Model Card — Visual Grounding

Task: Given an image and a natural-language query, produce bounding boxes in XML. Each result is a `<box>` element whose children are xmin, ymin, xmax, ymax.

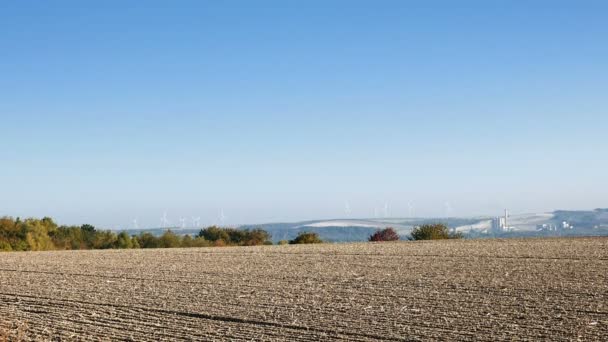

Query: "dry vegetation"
<box><xmin>0</xmin><ymin>238</ymin><xmax>606</xmax><ymax>341</ymax></box>
<box><xmin>0</xmin><ymin>313</ymin><xmax>27</xmax><ymax>342</ymax></box>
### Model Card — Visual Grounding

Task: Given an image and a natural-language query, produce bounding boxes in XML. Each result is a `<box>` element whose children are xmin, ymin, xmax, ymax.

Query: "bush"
<box><xmin>116</xmin><ymin>231</ymin><xmax>134</xmax><ymax>249</ymax></box>
<box><xmin>90</xmin><ymin>230</ymin><xmax>119</xmax><ymax>249</ymax></box>
<box><xmin>198</xmin><ymin>226</ymin><xmax>230</xmax><ymax>243</ymax></box>
<box><xmin>197</xmin><ymin>226</ymin><xmax>271</xmax><ymax>246</ymax></box>
<box><xmin>213</xmin><ymin>239</ymin><xmax>227</xmax><ymax>247</ymax></box>
<box><xmin>278</xmin><ymin>240</ymin><xmax>289</xmax><ymax>245</ymax></box>
<box><xmin>0</xmin><ymin>241</ymin><xmax>12</xmax><ymax>252</ymax></box>
<box><xmin>289</xmin><ymin>232</ymin><xmax>323</xmax><ymax>244</ymax></box>
<box><xmin>136</xmin><ymin>232</ymin><xmax>161</xmax><ymax>248</ymax></box>
<box><xmin>0</xmin><ymin>216</ymin><xmax>268</xmax><ymax>252</ymax></box>
<box><xmin>190</xmin><ymin>237</ymin><xmax>212</xmax><ymax>248</ymax></box>
<box><xmin>159</xmin><ymin>230</ymin><xmax>181</xmax><ymax>248</ymax></box>
<box><xmin>369</xmin><ymin>227</ymin><xmax>400</xmax><ymax>242</ymax></box>
<box><xmin>409</xmin><ymin>223</ymin><xmax>463</xmax><ymax>241</ymax></box>
<box><xmin>243</xmin><ymin>228</ymin><xmax>271</xmax><ymax>246</ymax></box>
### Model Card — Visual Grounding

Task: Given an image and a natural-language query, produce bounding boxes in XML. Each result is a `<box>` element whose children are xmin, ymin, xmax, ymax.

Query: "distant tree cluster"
<box><xmin>289</xmin><ymin>232</ymin><xmax>323</xmax><ymax>244</ymax></box>
<box><xmin>366</xmin><ymin>224</ymin><xmax>464</xmax><ymax>242</ymax></box>
<box><xmin>134</xmin><ymin>230</ymin><xmax>212</xmax><ymax>249</ymax></box>
<box><xmin>0</xmin><ymin>217</ymin><xmax>137</xmax><ymax>251</ymax></box>
<box><xmin>0</xmin><ymin>216</ymin><xmax>272</xmax><ymax>252</ymax></box>
<box><xmin>369</xmin><ymin>227</ymin><xmax>400</xmax><ymax>242</ymax></box>
<box><xmin>197</xmin><ymin>226</ymin><xmax>272</xmax><ymax>246</ymax></box>
<box><xmin>409</xmin><ymin>223</ymin><xmax>463</xmax><ymax>241</ymax></box>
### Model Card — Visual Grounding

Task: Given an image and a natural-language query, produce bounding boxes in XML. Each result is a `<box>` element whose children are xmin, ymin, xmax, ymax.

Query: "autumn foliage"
<box><xmin>369</xmin><ymin>227</ymin><xmax>400</xmax><ymax>242</ymax></box>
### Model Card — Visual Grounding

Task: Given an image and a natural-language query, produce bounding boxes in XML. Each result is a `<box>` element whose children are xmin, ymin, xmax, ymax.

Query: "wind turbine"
<box><xmin>219</xmin><ymin>209</ymin><xmax>226</xmax><ymax>226</ymax></box>
<box><xmin>132</xmin><ymin>218</ymin><xmax>139</xmax><ymax>230</ymax></box>
<box><xmin>444</xmin><ymin>201</ymin><xmax>453</xmax><ymax>217</ymax></box>
<box><xmin>160</xmin><ymin>212</ymin><xmax>169</xmax><ymax>228</ymax></box>
<box><xmin>408</xmin><ymin>202</ymin><xmax>414</xmax><ymax>218</ymax></box>
<box><xmin>192</xmin><ymin>216</ymin><xmax>201</xmax><ymax>228</ymax></box>
<box><xmin>383</xmin><ymin>202</ymin><xmax>390</xmax><ymax>218</ymax></box>
<box><xmin>179</xmin><ymin>217</ymin><xmax>186</xmax><ymax>229</ymax></box>
<box><xmin>344</xmin><ymin>201</ymin><xmax>351</xmax><ymax>217</ymax></box>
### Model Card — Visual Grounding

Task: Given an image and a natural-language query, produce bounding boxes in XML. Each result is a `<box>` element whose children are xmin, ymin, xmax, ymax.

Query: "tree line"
<box><xmin>0</xmin><ymin>216</ymin><xmax>279</xmax><ymax>252</ymax></box>
<box><xmin>369</xmin><ymin>224</ymin><xmax>463</xmax><ymax>242</ymax></box>
<box><xmin>0</xmin><ymin>216</ymin><xmax>461</xmax><ymax>252</ymax></box>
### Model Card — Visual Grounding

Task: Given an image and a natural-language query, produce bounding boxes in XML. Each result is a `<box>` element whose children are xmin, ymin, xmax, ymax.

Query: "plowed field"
<box><xmin>1</xmin><ymin>238</ymin><xmax>607</xmax><ymax>341</ymax></box>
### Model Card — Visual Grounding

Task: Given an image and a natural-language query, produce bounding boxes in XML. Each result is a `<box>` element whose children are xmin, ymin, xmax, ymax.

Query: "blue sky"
<box><xmin>1</xmin><ymin>1</ymin><xmax>607</xmax><ymax>229</ymax></box>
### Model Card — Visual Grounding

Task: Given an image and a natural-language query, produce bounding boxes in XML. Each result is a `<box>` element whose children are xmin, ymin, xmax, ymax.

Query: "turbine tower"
<box><xmin>160</xmin><ymin>212</ymin><xmax>169</xmax><ymax>228</ymax></box>
<box><xmin>219</xmin><ymin>209</ymin><xmax>226</xmax><ymax>226</ymax></box>
<box><xmin>444</xmin><ymin>202</ymin><xmax>453</xmax><ymax>217</ymax></box>
<box><xmin>192</xmin><ymin>216</ymin><xmax>201</xmax><ymax>228</ymax></box>
<box><xmin>344</xmin><ymin>201</ymin><xmax>351</xmax><ymax>217</ymax></box>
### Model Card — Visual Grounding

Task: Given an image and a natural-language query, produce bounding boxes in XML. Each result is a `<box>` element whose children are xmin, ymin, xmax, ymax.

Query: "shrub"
<box><xmin>369</xmin><ymin>227</ymin><xmax>400</xmax><ymax>242</ymax></box>
<box><xmin>278</xmin><ymin>240</ymin><xmax>289</xmax><ymax>245</ymax></box>
<box><xmin>116</xmin><ymin>232</ymin><xmax>134</xmax><ymax>249</ymax></box>
<box><xmin>289</xmin><ymin>232</ymin><xmax>322</xmax><ymax>244</ymax></box>
<box><xmin>213</xmin><ymin>239</ymin><xmax>227</xmax><ymax>247</ymax></box>
<box><xmin>159</xmin><ymin>230</ymin><xmax>181</xmax><ymax>248</ymax></box>
<box><xmin>91</xmin><ymin>230</ymin><xmax>118</xmax><ymax>249</ymax></box>
<box><xmin>198</xmin><ymin>226</ymin><xmax>230</xmax><ymax>243</ymax></box>
<box><xmin>197</xmin><ymin>226</ymin><xmax>271</xmax><ymax>246</ymax></box>
<box><xmin>0</xmin><ymin>241</ymin><xmax>12</xmax><ymax>252</ymax></box>
<box><xmin>136</xmin><ymin>232</ymin><xmax>161</xmax><ymax>248</ymax></box>
<box><xmin>189</xmin><ymin>237</ymin><xmax>212</xmax><ymax>248</ymax></box>
<box><xmin>409</xmin><ymin>223</ymin><xmax>463</xmax><ymax>241</ymax></box>
<box><xmin>181</xmin><ymin>234</ymin><xmax>194</xmax><ymax>247</ymax></box>
<box><xmin>243</xmin><ymin>228</ymin><xmax>271</xmax><ymax>246</ymax></box>
<box><xmin>130</xmin><ymin>236</ymin><xmax>140</xmax><ymax>248</ymax></box>
<box><xmin>0</xmin><ymin>216</ymin><xmax>269</xmax><ymax>251</ymax></box>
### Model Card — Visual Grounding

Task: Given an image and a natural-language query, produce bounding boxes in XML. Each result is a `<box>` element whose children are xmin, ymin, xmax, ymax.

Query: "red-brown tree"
<box><xmin>368</xmin><ymin>227</ymin><xmax>400</xmax><ymax>242</ymax></box>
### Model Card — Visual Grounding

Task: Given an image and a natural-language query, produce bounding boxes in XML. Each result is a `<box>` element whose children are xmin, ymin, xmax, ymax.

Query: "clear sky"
<box><xmin>1</xmin><ymin>1</ymin><xmax>607</xmax><ymax>229</ymax></box>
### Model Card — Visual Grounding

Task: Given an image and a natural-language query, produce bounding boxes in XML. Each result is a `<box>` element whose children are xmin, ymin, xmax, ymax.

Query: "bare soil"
<box><xmin>1</xmin><ymin>237</ymin><xmax>606</xmax><ymax>341</ymax></box>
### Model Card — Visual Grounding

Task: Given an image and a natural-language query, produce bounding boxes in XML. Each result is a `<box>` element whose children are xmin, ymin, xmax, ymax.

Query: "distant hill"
<box><xmin>552</xmin><ymin>209</ymin><xmax>608</xmax><ymax>228</ymax></box>
<box><xmin>123</xmin><ymin>209</ymin><xmax>608</xmax><ymax>243</ymax></box>
<box><xmin>241</xmin><ymin>219</ymin><xmax>406</xmax><ymax>243</ymax></box>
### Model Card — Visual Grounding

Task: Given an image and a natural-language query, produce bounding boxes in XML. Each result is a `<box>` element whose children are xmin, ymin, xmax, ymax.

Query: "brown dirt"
<box><xmin>0</xmin><ymin>237</ymin><xmax>606</xmax><ymax>341</ymax></box>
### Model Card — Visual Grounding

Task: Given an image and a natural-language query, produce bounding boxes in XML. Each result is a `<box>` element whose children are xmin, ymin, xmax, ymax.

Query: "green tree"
<box><xmin>80</xmin><ymin>224</ymin><xmax>97</xmax><ymax>248</ymax></box>
<box><xmin>0</xmin><ymin>217</ymin><xmax>25</xmax><ymax>250</ymax></box>
<box><xmin>41</xmin><ymin>217</ymin><xmax>58</xmax><ymax>235</ymax></box>
<box><xmin>137</xmin><ymin>232</ymin><xmax>160</xmax><ymax>248</ymax></box>
<box><xmin>409</xmin><ymin>223</ymin><xmax>463</xmax><ymax>241</ymax></box>
<box><xmin>243</xmin><ymin>228</ymin><xmax>271</xmax><ymax>246</ymax></box>
<box><xmin>131</xmin><ymin>236</ymin><xmax>141</xmax><ymax>248</ymax></box>
<box><xmin>81</xmin><ymin>224</ymin><xmax>95</xmax><ymax>234</ymax></box>
<box><xmin>159</xmin><ymin>230</ymin><xmax>181</xmax><ymax>248</ymax></box>
<box><xmin>51</xmin><ymin>226</ymin><xmax>85</xmax><ymax>250</ymax></box>
<box><xmin>0</xmin><ymin>241</ymin><xmax>12</xmax><ymax>252</ymax></box>
<box><xmin>92</xmin><ymin>230</ymin><xmax>118</xmax><ymax>249</ymax></box>
<box><xmin>23</xmin><ymin>219</ymin><xmax>55</xmax><ymax>251</ymax></box>
<box><xmin>226</xmin><ymin>229</ymin><xmax>247</xmax><ymax>245</ymax></box>
<box><xmin>181</xmin><ymin>234</ymin><xmax>194</xmax><ymax>248</ymax></box>
<box><xmin>190</xmin><ymin>237</ymin><xmax>211</xmax><ymax>247</ymax></box>
<box><xmin>198</xmin><ymin>226</ymin><xmax>230</xmax><ymax>243</ymax></box>
<box><xmin>289</xmin><ymin>232</ymin><xmax>323</xmax><ymax>244</ymax></box>
<box><xmin>116</xmin><ymin>231</ymin><xmax>134</xmax><ymax>249</ymax></box>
